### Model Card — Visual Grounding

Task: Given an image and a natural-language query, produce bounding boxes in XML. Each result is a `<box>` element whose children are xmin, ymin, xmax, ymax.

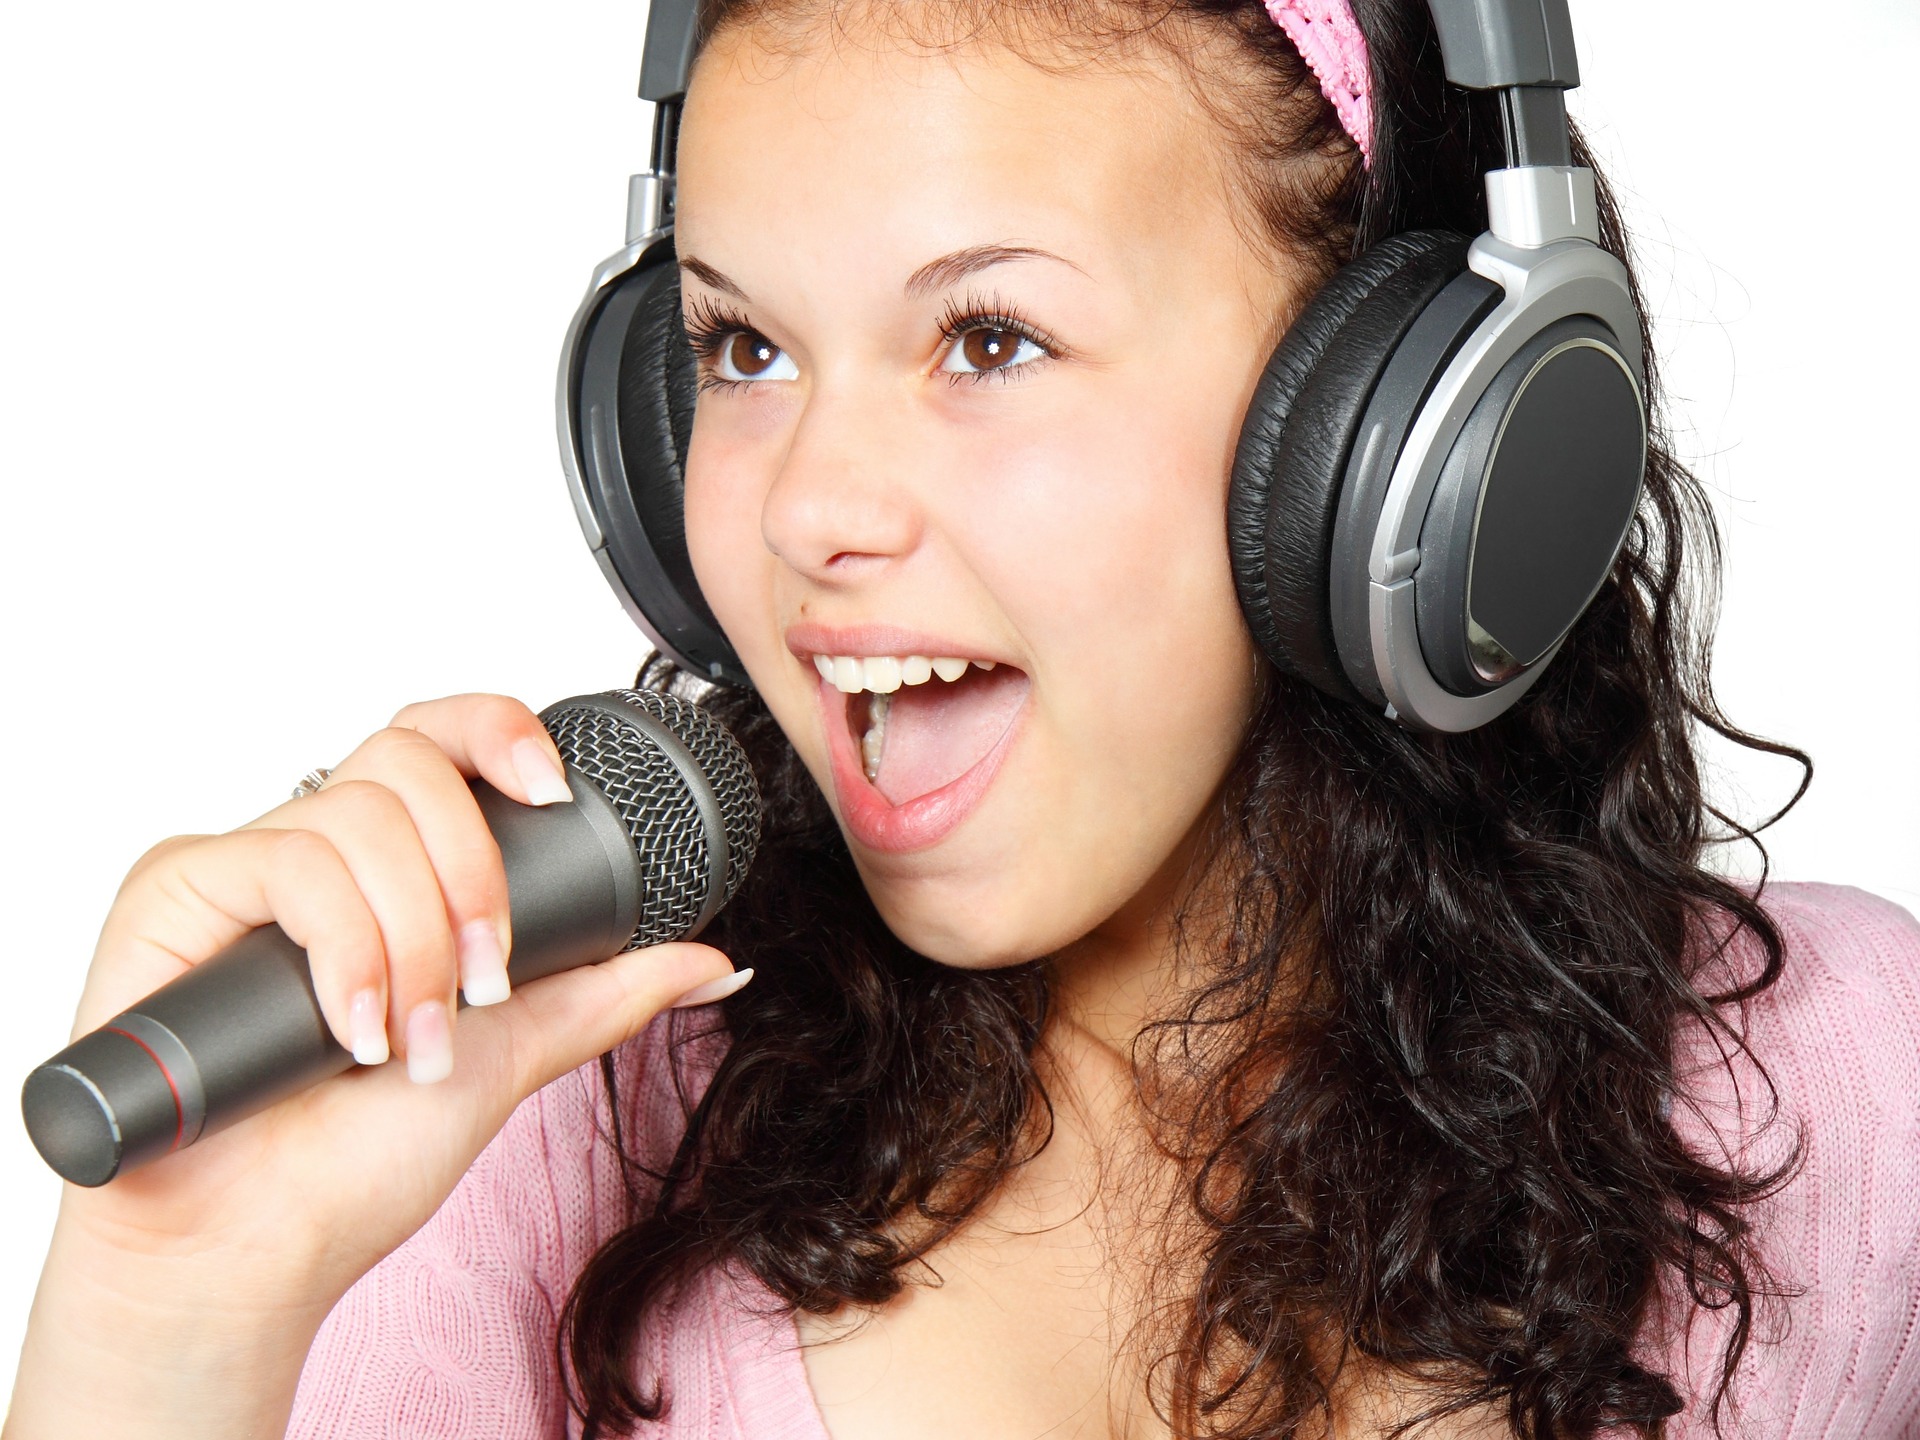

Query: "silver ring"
<box><xmin>290</xmin><ymin>767</ymin><xmax>335</xmax><ymax>800</ymax></box>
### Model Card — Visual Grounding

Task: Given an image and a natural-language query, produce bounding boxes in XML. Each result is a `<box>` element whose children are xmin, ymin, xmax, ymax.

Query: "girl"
<box><xmin>10</xmin><ymin>1</ymin><xmax>1918</xmax><ymax>1436</ymax></box>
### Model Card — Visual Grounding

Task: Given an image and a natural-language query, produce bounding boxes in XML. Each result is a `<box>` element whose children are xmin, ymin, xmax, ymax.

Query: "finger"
<box><xmin>93</xmin><ymin>828</ymin><xmax>388</xmax><ymax>1062</ymax></box>
<box><xmin>388</xmin><ymin>693</ymin><xmax>572</xmax><ymax>809</ymax></box>
<box><xmin>481</xmin><ymin>943</ymin><xmax>746</xmax><ymax>1106</ymax></box>
<box><xmin>250</xmin><ymin>779</ymin><xmax>458</xmax><ymax>1082</ymax></box>
<box><xmin>315</xmin><ymin>726</ymin><xmax>512</xmax><ymax>1009</ymax></box>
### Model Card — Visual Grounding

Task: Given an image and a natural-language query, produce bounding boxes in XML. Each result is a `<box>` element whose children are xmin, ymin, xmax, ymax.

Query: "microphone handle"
<box><xmin>24</xmin><ymin>772</ymin><xmax>644</xmax><ymax>1187</ymax></box>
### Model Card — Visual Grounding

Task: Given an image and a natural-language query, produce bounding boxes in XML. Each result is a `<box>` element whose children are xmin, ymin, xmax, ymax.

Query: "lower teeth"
<box><xmin>861</xmin><ymin>692</ymin><xmax>891</xmax><ymax>782</ymax></box>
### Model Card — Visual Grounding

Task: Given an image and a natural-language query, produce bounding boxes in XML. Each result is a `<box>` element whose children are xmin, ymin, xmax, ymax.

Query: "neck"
<box><xmin>1046</xmin><ymin>815</ymin><xmax>1238</xmax><ymax>1066</ymax></box>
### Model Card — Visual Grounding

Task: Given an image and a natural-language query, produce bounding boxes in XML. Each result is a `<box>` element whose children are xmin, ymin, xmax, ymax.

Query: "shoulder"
<box><xmin>1667</xmin><ymin>882</ymin><xmax>1920</xmax><ymax>1436</ymax></box>
<box><xmin>1676</xmin><ymin>881</ymin><xmax>1920</xmax><ymax>1139</ymax></box>
<box><xmin>1740</xmin><ymin>881</ymin><xmax>1920</xmax><ymax>1102</ymax></box>
<box><xmin>1759</xmin><ymin>880</ymin><xmax>1920</xmax><ymax>996</ymax></box>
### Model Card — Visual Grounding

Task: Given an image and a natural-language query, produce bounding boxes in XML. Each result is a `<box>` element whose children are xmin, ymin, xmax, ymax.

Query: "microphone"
<box><xmin>21</xmin><ymin>688</ymin><xmax>761</xmax><ymax>1187</ymax></box>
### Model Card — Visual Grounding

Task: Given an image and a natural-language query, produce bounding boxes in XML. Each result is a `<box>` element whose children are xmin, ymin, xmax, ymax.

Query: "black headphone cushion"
<box><xmin>575</xmin><ymin>244</ymin><xmax>746</xmax><ymax>682</ymax></box>
<box><xmin>614</xmin><ymin>255</ymin><xmax>701</xmax><ymax>588</ymax></box>
<box><xmin>1228</xmin><ymin>229</ymin><xmax>1470</xmax><ymax>700</ymax></box>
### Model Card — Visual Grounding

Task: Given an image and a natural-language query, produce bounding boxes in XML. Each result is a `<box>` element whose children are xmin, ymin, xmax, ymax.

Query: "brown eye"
<box><xmin>963</xmin><ymin>329</ymin><xmax>1018</xmax><ymax>369</ymax></box>
<box><xmin>713</xmin><ymin>329</ymin><xmax>796</xmax><ymax>384</ymax></box>
<box><xmin>726</xmin><ymin>332</ymin><xmax>778</xmax><ymax>376</ymax></box>
<box><xmin>939</xmin><ymin>324</ymin><xmax>1046</xmax><ymax>377</ymax></box>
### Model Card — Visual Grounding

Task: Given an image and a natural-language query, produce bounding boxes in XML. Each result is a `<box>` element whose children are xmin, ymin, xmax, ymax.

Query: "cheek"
<box><xmin>684</xmin><ymin>424</ymin><xmax>777</xmax><ymax>668</ymax></box>
<box><xmin>682</xmin><ymin>420</ymin><xmax>843</xmax><ymax>802</ymax></box>
<box><xmin>960</xmin><ymin>367</ymin><xmax>1254</xmax><ymax>691</ymax></box>
<box><xmin>897</xmin><ymin>378</ymin><xmax>1261</xmax><ymax>962</ymax></box>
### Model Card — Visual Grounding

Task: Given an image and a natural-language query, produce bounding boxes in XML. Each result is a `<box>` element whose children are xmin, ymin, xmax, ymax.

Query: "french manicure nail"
<box><xmin>406</xmin><ymin>1000</ymin><xmax>454</xmax><ymax>1084</ymax></box>
<box><xmin>670</xmin><ymin>968</ymin><xmax>754</xmax><ymax>1009</ymax></box>
<box><xmin>459</xmin><ymin>920</ymin><xmax>512</xmax><ymax>1006</ymax></box>
<box><xmin>349</xmin><ymin>988</ymin><xmax>389</xmax><ymax>1066</ymax></box>
<box><xmin>513</xmin><ymin>738</ymin><xmax>574</xmax><ymax>806</ymax></box>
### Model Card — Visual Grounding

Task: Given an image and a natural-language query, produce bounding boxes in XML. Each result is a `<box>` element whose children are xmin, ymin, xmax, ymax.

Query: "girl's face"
<box><xmin>677</xmin><ymin>23</ymin><xmax>1303</xmax><ymax>969</ymax></box>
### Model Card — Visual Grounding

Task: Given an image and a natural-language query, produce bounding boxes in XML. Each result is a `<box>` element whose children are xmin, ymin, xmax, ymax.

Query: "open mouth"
<box><xmin>811</xmin><ymin>652</ymin><xmax>1030</xmax><ymax>807</ymax></box>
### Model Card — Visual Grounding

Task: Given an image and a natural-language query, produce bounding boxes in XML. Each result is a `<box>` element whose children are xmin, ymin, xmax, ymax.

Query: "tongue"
<box><xmin>873</xmin><ymin>666</ymin><xmax>1028</xmax><ymax>806</ymax></box>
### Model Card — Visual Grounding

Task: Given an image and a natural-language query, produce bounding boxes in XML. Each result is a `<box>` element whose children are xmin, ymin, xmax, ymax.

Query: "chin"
<box><xmin>851</xmin><ymin>867</ymin><xmax>1059</xmax><ymax>970</ymax></box>
<box><xmin>872</xmin><ymin>912</ymin><xmax>1051</xmax><ymax>971</ymax></box>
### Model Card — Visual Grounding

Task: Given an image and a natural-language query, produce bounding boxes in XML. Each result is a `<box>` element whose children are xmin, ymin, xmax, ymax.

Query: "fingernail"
<box><xmin>349</xmin><ymin>988</ymin><xmax>389</xmax><ymax>1066</ymax></box>
<box><xmin>406</xmin><ymin>1000</ymin><xmax>454</xmax><ymax>1084</ymax></box>
<box><xmin>459</xmin><ymin>920</ymin><xmax>512</xmax><ymax>1006</ymax></box>
<box><xmin>670</xmin><ymin>967</ymin><xmax>754</xmax><ymax>1009</ymax></box>
<box><xmin>513</xmin><ymin>738</ymin><xmax>573</xmax><ymax>806</ymax></box>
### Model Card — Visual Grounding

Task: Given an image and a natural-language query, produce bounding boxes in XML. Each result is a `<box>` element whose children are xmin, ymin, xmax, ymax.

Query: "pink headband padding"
<box><xmin>1262</xmin><ymin>0</ymin><xmax>1374</xmax><ymax>165</ymax></box>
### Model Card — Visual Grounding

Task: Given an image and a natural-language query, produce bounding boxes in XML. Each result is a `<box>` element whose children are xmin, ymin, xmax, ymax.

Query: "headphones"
<box><xmin>557</xmin><ymin>0</ymin><xmax>1647</xmax><ymax>732</ymax></box>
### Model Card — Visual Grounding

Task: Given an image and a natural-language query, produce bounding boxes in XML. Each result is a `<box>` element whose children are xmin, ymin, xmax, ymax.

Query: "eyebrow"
<box><xmin>903</xmin><ymin>244</ymin><xmax>1085</xmax><ymax>299</ymax></box>
<box><xmin>677</xmin><ymin>243</ymin><xmax>1085</xmax><ymax>304</ymax></box>
<box><xmin>679</xmin><ymin>256</ymin><xmax>748</xmax><ymax>300</ymax></box>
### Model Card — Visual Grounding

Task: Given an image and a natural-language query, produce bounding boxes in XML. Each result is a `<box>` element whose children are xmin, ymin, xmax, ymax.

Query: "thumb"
<box><xmin>488</xmin><ymin>942</ymin><xmax>746</xmax><ymax>1103</ymax></box>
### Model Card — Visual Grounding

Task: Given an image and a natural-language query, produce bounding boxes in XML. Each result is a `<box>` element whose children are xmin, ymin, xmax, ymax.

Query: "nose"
<box><xmin>759</xmin><ymin>386</ymin><xmax>923</xmax><ymax>586</ymax></box>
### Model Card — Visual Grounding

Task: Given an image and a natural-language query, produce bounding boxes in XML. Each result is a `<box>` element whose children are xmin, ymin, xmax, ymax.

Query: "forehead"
<box><xmin>674</xmin><ymin>22</ymin><xmax>1254</xmax><ymax>284</ymax></box>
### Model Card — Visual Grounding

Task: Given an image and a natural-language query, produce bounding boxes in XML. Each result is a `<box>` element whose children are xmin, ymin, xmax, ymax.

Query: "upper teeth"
<box><xmin>812</xmin><ymin>654</ymin><xmax>997</xmax><ymax>694</ymax></box>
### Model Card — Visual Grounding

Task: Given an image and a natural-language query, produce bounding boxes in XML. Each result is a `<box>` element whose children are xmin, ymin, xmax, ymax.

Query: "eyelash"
<box><xmin>934</xmin><ymin>291</ymin><xmax>1061</xmax><ymax>387</ymax></box>
<box><xmin>680</xmin><ymin>290</ymin><xmax>1063</xmax><ymax>394</ymax></box>
<box><xmin>682</xmin><ymin>295</ymin><xmax>764</xmax><ymax>397</ymax></box>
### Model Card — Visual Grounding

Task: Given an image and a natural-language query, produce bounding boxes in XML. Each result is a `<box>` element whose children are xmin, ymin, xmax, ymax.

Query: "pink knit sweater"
<box><xmin>285</xmin><ymin>883</ymin><xmax>1920</xmax><ymax>1438</ymax></box>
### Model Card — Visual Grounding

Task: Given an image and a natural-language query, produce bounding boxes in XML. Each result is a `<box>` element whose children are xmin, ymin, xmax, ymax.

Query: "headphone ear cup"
<box><xmin>1228</xmin><ymin>230</ymin><xmax>1471</xmax><ymax>701</ymax></box>
<box><xmin>614</xmin><ymin>257</ymin><xmax>698</xmax><ymax>503</ymax></box>
<box><xmin>614</xmin><ymin>257</ymin><xmax>703</xmax><ymax>610</ymax></box>
<box><xmin>569</xmin><ymin>247</ymin><xmax>750</xmax><ymax>685</ymax></box>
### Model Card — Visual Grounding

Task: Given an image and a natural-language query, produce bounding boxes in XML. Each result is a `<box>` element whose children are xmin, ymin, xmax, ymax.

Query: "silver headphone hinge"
<box><xmin>626</xmin><ymin>173</ymin><xmax>670</xmax><ymax>246</ymax></box>
<box><xmin>1485</xmin><ymin>166</ymin><xmax>1598</xmax><ymax>248</ymax></box>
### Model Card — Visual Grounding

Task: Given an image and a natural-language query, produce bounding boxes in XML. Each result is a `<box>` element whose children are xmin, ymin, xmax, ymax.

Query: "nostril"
<box><xmin>760</xmin><ymin>477</ymin><xmax>921</xmax><ymax>580</ymax></box>
<box><xmin>824</xmin><ymin>550</ymin><xmax>887</xmax><ymax>569</ymax></box>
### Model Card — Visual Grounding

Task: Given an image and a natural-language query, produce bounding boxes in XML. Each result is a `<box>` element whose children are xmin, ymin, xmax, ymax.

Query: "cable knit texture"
<box><xmin>1263</xmin><ymin>0</ymin><xmax>1374</xmax><ymax>164</ymax></box>
<box><xmin>285</xmin><ymin>882</ymin><xmax>1920</xmax><ymax>1438</ymax></box>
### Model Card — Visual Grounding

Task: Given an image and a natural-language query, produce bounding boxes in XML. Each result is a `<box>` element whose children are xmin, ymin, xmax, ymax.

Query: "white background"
<box><xmin>1</xmin><ymin>0</ymin><xmax>1915</xmax><ymax>1413</ymax></box>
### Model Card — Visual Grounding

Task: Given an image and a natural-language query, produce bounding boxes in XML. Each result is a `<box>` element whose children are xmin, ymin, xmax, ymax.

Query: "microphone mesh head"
<box><xmin>539</xmin><ymin>689</ymin><xmax>761</xmax><ymax>948</ymax></box>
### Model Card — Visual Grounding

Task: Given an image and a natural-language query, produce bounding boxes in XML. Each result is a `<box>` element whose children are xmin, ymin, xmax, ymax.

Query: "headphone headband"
<box><xmin>1427</xmin><ymin>0</ymin><xmax>1579</xmax><ymax>90</ymax></box>
<box><xmin>638</xmin><ymin>0</ymin><xmax>700</xmax><ymax>102</ymax></box>
<box><xmin>634</xmin><ymin>0</ymin><xmax>1583</xmax><ymax>169</ymax></box>
<box><xmin>631</xmin><ymin>0</ymin><xmax>1582</xmax><ymax>98</ymax></box>
<box><xmin>1267</xmin><ymin>0</ymin><xmax>1580</xmax><ymax>174</ymax></box>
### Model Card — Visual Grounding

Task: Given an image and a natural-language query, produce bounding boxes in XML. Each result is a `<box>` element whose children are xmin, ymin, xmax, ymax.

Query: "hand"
<box><xmin>8</xmin><ymin>693</ymin><xmax>741</xmax><ymax>1437</ymax></box>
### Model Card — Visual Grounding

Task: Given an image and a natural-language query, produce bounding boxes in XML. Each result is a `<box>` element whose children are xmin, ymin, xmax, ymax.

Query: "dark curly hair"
<box><xmin>557</xmin><ymin>1</ymin><xmax>1809</xmax><ymax>1434</ymax></box>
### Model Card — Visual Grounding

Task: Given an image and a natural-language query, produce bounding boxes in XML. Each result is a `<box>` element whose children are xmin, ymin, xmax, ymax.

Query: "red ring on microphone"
<box><xmin>105</xmin><ymin>1025</ymin><xmax>185</xmax><ymax>1151</ymax></box>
